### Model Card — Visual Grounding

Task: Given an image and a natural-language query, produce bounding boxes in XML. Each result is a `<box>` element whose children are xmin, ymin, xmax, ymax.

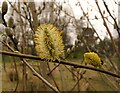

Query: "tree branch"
<box><xmin>0</xmin><ymin>50</ymin><xmax>120</xmax><ymax>78</ymax></box>
<box><xmin>95</xmin><ymin>0</ymin><xmax>120</xmax><ymax>60</ymax></box>
<box><xmin>1</xmin><ymin>42</ymin><xmax>59</xmax><ymax>92</ymax></box>
<box><xmin>102</xmin><ymin>0</ymin><xmax>120</xmax><ymax>38</ymax></box>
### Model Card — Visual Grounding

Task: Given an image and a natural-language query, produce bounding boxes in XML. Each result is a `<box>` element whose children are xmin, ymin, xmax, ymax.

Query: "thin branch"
<box><xmin>102</xmin><ymin>0</ymin><xmax>120</xmax><ymax>38</ymax></box>
<box><xmin>95</xmin><ymin>0</ymin><xmax>120</xmax><ymax>59</ymax></box>
<box><xmin>18</xmin><ymin>2</ymin><xmax>26</xmax><ymax>91</ymax></box>
<box><xmin>77</xmin><ymin>1</ymin><xmax>119</xmax><ymax>72</ymax></box>
<box><xmin>1</xmin><ymin>42</ymin><xmax>59</xmax><ymax>92</ymax></box>
<box><xmin>7</xmin><ymin>0</ymin><xmax>26</xmax><ymax>19</ymax></box>
<box><xmin>0</xmin><ymin>50</ymin><xmax>120</xmax><ymax>78</ymax></box>
<box><xmin>29</xmin><ymin>1</ymin><xmax>38</xmax><ymax>31</ymax></box>
<box><xmin>22</xmin><ymin>59</ymin><xmax>60</xmax><ymax>92</ymax></box>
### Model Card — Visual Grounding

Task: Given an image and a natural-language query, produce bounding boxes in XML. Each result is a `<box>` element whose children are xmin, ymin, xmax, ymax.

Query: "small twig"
<box><xmin>1</xmin><ymin>43</ymin><xmax>60</xmax><ymax>92</ymax></box>
<box><xmin>13</xmin><ymin>57</ymin><xmax>19</xmax><ymax>91</ymax></box>
<box><xmin>7</xmin><ymin>0</ymin><xmax>26</xmax><ymax>19</ymax></box>
<box><xmin>29</xmin><ymin>1</ymin><xmax>38</xmax><ymax>31</ymax></box>
<box><xmin>47</xmin><ymin>63</ymin><xmax>60</xmax><ymax>76</ymax></box>
<box><xmin>70</xmin><ymin>72</ymin><xmax>83</xmax><ymax>91</ymax></box>
<box><xmin>102</xmin><ymin>0</ymin><xmax>120</xmax><ymax>38</ymax></box>
<box><xmin>99</xmin><ymin>72</ymin><xmax>117</xmax><ymax>90</ymax></box>
<box><xmin>95</xmin><ymin>0</ymin><xmax>120</xmax><ymax>60</ymax></box>
<box><xmin>22</xmin><ymin>59</ymin><xmax>60</xmax><ymax>92</ymax></box>
<box><xmin>2</xmin><ymin>14</ymin><xmax>7</xmax><ymax>27</ymax></box>
<box><xmin>46</xmin><ymin>62</ymin><xmax>60</xmax><ymax>91</ymax></box>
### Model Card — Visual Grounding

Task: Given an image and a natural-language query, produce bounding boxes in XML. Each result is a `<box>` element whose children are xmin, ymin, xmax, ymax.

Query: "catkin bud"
<box><xmin>2</xmin><ymin>1</ymin><xmax>8</xmax><ymax>15</ymax></box>
<box><xmin>5</xmin><ymin>27</ymin><xmax>13</xmax><ymax>37</ymax></box>
<box><xmin>8</xmin><ymin>17</ymin><xmax>14</xmax><ymax>28</ymax></box>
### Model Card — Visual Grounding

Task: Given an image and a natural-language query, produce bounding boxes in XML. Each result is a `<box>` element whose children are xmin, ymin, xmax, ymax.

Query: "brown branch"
<box><xmin>1</xmin><ymin>43</ymin><xmax>59</xmax><ymax>92</ymax></box>
<box><xmin>102</xmin><ymin>0</ymin><xmax>120</xmax><ymax>38</ymax></box>
<box><xmin>7</xmin><ymin>0</ymin><xmax>26</xmax><ymax>19</ymax></box>
<box><xmin>21</xmin><ymin>59</ymin><xmax>60</xmax><ymax>92</ymax></box>
<box><xmin>0</xmin><ymin>50</ymin><xmax>120</xmax><ymax>78</ymax></box>
<box><xmin>95</xmin><ymin>0</ymin><xmax>120</xmax><ymax>60</ymax></box>
<box><xmin>77</xmin><ymin>0</ymin><xmax>119</xmax><ymax>72</ymax></box>
<box><xmin>18</xmin><ymin>2</ymin><xmax>26</xmax><ymax>91</ymax></box>
<box><xmin>29</xmin><ymin>1</ymin><xmax>38</xmax><ymax>31</ymax></box>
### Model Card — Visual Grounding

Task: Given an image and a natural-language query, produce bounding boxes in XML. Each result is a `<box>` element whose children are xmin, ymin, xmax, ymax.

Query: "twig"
<box><xmin>7</xmin><ymin>0</ymin><xmax>26</xmax><ymax>19</ymax></box>
<box><xmin>70</xmin><ymin>71</ymin><xmax>83</xmax><ymax>91</ymax></box>
<box><xmin>22</xmin><ymin>59</ymin><xmax>60</xmax><ymax>92</ymax></box>
<box><xmin>18</xmin><ymin>2</ymin><xmax>26</xmax><ymax>90</ymax></box>
<box><xmin>13</xmin><ymin>57</ymin><xmax>19</xmax><ymax>91</ymax></box>
<box><xmin>1</xmin><ymin>43</ymin><xmax>60</xmax><ymax>92</ymax></box>
<box><xmin>29</xmin><ymin>1</ymin><xmax>38</xmax><ymax>31</ymax></box>
<box><xmin>0</xmin><ymin>50</ymin><xmax>120</xmax><ymax>79</ymax></box>
<box><xmin>47</xmin><ymin>62</ymin><xmax>60</xmax><ymax>91</ymax></box>
<box><xmin>95</xmin><ymin>0</ymin><xmax>120</xmax><ymax>59</ymax></box>
<box><xmin>47</xmin><ymin>63</ymin><xmax>60</xmax><ymax>76</ymax></box>
<box><xmin>102</xmin><ymin>0</ymin><xmax>120</xmax><ymax>38</ymax></box>
<box><xmin>99</xmin><ymin>72</ymin><xmax>117</xmax><ymax>90</ymax></box>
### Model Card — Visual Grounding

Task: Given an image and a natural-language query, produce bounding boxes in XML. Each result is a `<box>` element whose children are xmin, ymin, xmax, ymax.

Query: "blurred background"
<box><xmin>0</xmin><ymin>0</ymin><xmax>120</xmax><ymax>92</ymax></box>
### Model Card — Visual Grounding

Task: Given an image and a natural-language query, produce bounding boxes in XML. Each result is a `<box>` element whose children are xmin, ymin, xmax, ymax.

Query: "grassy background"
<box><xmin>1</xmin><ymin>55</ymin><xmax>118</xmax><ymax>91</ymax></box>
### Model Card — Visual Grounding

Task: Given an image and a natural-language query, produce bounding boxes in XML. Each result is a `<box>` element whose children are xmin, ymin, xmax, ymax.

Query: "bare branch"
<box><xmin>102</xmin><ymin>0</ymin><xmax>120</xmax><ymax>38</ymax></box>
<box><xmin>95</xmin><ymin>0</ymin><xmax>120</xmax><ymax>59</ymax></box>
<box><xmin>0</xmin><ymin>50</ymin><xmax>120</xmax><ymax>78</ymax></box>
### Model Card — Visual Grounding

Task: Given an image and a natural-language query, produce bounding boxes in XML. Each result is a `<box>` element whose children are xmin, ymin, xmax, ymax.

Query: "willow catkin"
<box><xmin>83</xmin><ymin>52</ymin><xmax>103</xmax><ymax>68</ymax></box>
<box><xmin>34</xmin><ymin>23</ymin><xmax>65</xmax><ymax>61</ymax></box>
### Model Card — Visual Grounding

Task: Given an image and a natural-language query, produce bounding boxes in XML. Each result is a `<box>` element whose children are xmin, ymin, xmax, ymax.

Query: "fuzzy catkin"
<box><xmin>34</xmin><ymin>24</ymin><xmax>65</xmax><ymax>61</ymax></box>
<box><xmin>84</xmin><ymin>52</ymin><xmax>102</xmax><ymax>68</ymax></box>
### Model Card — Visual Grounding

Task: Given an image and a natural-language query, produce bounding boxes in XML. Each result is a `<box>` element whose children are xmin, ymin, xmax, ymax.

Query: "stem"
<box><xmin>95</xmin><ymin>0</ymin><xmax>120</xmax><ymax>59</ymax></box>
<box><xmin>18</xmin><ymin>2</ymin><xmax>26</xmax><ymax>91</ymax></box>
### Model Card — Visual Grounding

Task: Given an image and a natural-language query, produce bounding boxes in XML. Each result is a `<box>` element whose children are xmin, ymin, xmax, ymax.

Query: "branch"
<box><xmin>21</xmin><ymin>59</ymin><xmax>60</xmax><ymax>92</ymax></box>
<box><xmin>7</xmin><ymin>0</ymin><xmax>26</xmax><ymax>19</ymax></box>
<box><xmin>95</xmin><ymin>0</ymin><xmax>120</xmax><ymax>59</ymax></box>
<box><xmin>102</xmin><ymin>0</ymin><xmax>120</xmax><ymax>38</ymax></box>
<box><xmin>1</xmin><ymin>42</ymin><xmax>59</xmax><ymax>92</ymax></box>
<box><xmin>0</xmin><ymin>50</ymin><xmax>120</xmax><ymax>78</ymax></box>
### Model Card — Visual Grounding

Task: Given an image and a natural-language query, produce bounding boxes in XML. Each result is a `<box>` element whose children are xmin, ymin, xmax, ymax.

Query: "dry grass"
<box><xmin>2</xmin><ymin>58</ymin><xmax>118</xmax><ymax>91</ymax></box>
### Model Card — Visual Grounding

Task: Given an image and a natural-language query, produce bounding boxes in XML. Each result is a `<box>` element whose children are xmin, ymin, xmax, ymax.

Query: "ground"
<box><xmin>1</xmin><ymin>56</ymin><xmax>118</xmax><ymax>91</ymax></box>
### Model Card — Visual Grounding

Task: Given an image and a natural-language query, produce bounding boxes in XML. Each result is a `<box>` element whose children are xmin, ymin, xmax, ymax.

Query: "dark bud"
<box><xmin>23</xmin><ymin>1</ymin><xmax>27</xmax><ymax>5</ymax></box>
<box><xmin>2</xmin><ymin>1</ymin><xmax>8</xmax><ymax>16</ymax></box>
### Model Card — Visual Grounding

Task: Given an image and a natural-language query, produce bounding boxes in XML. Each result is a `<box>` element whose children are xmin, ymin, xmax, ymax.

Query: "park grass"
<box><xmin>1</xmin><ymin>56</ymin><xmax>118</xmax><ymax>91</ymax></box>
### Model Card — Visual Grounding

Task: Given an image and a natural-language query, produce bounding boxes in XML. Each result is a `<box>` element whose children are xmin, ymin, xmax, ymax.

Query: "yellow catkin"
<box><xmin>84</xmin><ymin>52</ymin><xmax>102</xmax><ymax>68</ymax></box>
<box><xmin>34</xmin><ymin>23</ymin><xmax>65</xmax><ymax>61</ymax></box>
